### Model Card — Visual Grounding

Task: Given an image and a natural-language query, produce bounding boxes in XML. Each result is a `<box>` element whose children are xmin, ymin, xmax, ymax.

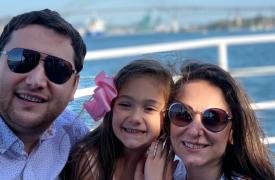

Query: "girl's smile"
<box><xmin>112</xmin><ymin>77</ymin><xmax>165</xmax><ymax>150</ymax></box>
<box><xmin>122</xmin><ymin>127</ymin><xmax>146</xmax><ymax>135</ymax></box>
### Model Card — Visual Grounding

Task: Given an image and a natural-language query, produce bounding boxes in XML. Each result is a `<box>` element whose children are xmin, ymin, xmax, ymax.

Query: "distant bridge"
<box><xmin>60</xmin><ymin>6</ymin><xmax>275</xmax><ymax>32</ymax></box>
<box><xmin>61</xmin><ymin>6</ymin><xmax>275</xmax><ymax>16</ymax></box>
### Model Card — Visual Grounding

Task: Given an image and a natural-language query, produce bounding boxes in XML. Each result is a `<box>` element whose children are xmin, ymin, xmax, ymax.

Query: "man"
<box><xmin>0</xmin><ymin>9</ymin><xmax>89</xmax><ymax>179</ymax></box>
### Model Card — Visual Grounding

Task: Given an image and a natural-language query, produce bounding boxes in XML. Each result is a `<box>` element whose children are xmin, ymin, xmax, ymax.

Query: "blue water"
<box><xmin>68</xmin><ymin>30</ymin><xmax>275</xmax><ymax>151</ymax></box>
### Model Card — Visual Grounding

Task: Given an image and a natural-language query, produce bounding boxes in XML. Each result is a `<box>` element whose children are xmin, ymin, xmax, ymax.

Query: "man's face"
<box><xmin>0</xmin><ymin>24</ymin><xmax>80</xmax><ymax>137</ymax></box>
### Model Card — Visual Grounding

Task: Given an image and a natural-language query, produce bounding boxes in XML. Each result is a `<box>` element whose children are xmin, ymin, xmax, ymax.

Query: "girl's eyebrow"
<box><xmin>117</xmin><ymin>95</ymin><xmax>162</xmax><ymax>106</ymax></box>
<box><xmin>144</xmin><ymin>99</ymin><xmax>162</xmax><ymax>106</ymax></box>
<box><xmin>117</xmin><ymin>95</ymin><xmax>134</xmax><ymax>100</ymax></box>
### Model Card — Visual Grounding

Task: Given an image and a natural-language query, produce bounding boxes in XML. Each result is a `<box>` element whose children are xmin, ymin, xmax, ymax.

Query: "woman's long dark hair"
<box><xmin>62</xmin><ymin>59</ymin><xmax>174</xmax><ymax>180</ymax></box>
<box><xmin>171</xmin><ymin>60</ymin><xmax>275</xmax><ymax>180</ymax></box>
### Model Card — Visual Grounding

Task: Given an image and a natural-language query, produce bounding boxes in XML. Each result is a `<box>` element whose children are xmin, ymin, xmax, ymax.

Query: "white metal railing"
<box><xmin>79</xmin><ymin>33</ymin><xmax>275</xmax><ymax>108</ymax></box>
<box><xmin>84</xmin><ymin>33</ymin><xmax>275</xmax><ymax>72</ymax></box>
<box><xmin>76</xmin><ymin>33</ymin><xmax>275</xmax><ymax>144</ymax></box>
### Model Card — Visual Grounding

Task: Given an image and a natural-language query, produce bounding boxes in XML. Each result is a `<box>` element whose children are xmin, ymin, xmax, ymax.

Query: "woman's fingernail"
<box><xmin>153</xmin><ymin>139</ymin><xmax>156</xmax><ymax>142</ymax></box>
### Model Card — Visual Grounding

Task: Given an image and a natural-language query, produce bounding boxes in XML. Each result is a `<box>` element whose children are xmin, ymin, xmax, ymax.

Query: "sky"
<box><xmin>1</xmin><ymin>0</ymin><xmax>275</xmax><ymax>27</ymax></box>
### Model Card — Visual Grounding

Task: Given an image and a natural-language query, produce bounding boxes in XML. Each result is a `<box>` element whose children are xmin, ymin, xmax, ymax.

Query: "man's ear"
<box><xmin>228</xmin><ymin>129</ymin><xmax>234</xmax><ymax>145</ymax></box>
<box><xmin>70</xmin><ymin>73</ymin><xmax>80</xmax><ymax>102</ymax></box>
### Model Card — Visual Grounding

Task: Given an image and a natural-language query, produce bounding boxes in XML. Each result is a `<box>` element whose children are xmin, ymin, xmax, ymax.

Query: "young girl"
<box><xmin>62</xmin><ymin>59</ymin><xmax>174</xmax><ymax>180</ymax></box>
<box><xmin>168</xmin><ymin>60</ymin><xmax>275</xmax><ymax>180</ymax></box>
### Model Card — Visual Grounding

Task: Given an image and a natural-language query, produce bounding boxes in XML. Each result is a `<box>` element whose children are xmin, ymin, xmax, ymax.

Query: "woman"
<box><xmin>168</xmin><ymin>60</ymin><xmax>275</xmax><ymax>180</ymax></box>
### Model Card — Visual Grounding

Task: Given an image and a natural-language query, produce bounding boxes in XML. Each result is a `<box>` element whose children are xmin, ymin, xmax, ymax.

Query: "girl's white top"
<box><xmin>173</xmin><ymin>158</ymin><xmax>242</xmax><ymax>180</ymax></box>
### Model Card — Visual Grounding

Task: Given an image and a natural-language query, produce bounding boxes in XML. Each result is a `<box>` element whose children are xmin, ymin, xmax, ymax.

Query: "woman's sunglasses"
<box><xmin>0</xmin><ymin>48</ymin><xmax>77</xmax><ymax>84</ymax></box>
<box><xmin>168</xmin><ymin>103</ymin><xmax>232</xmax><ymax>132</ymax></box>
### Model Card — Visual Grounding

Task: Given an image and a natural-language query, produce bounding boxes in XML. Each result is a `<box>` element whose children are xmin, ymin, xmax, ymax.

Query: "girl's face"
<box><xmin>170</xmin><ymin>80</ymin><xmax>232</xmax><ymax>168</ymax></box>
<box><xmin>112</xmin><ymin>77</ymin><xmax>165</xmax><ymax>150</ymax></box>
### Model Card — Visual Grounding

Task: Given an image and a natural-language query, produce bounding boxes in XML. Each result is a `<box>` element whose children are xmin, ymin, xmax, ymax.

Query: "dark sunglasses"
<box><xmin>168</xmin><ymin>103</ymin><xmax>232</xmax><ymax>132</ymax></box>
<box><xmin>0</xmin><ymin>48</ymin><xmax>77</xmax><ymax>84</ymax></box>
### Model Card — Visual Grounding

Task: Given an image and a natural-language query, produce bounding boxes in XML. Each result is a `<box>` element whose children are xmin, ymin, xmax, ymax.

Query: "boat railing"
<box><xmin>75</xmin><ymin>33</ymin><xmax>275</xmax><ymax>144</ymax></box>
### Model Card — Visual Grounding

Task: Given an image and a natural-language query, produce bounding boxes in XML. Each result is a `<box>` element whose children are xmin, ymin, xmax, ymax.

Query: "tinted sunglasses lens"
<box><xmin>44</xmin><ymin>56</ymin><xmax>73</xmax><ymax>84</ymax></box>
<box><xmin>202</xmin><ymin>108</ymin><xmax>228</xmax><ymax>132</ymax></box>
<box><xmin>7</xmin><ymin>48</ymin><xmax>39</xmax><ymax>73</ymax></box>
<box><xmin>169</xmin><ymin>103</ymin><xmax>192</xmax><ymax>126</ymax></box>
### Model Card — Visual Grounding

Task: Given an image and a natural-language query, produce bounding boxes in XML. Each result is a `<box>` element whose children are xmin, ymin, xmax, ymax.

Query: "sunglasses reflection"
<box><xmin>169</xmin><ymin>103</ymin><xmax>231</xmax><ymax>132</ymax></box>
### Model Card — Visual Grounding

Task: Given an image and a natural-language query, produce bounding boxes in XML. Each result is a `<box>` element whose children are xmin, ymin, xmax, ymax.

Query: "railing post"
<box><xmin>218</xmin><ymin>42</ymin><xmax>228</xmax><ymax>71</ymax></box>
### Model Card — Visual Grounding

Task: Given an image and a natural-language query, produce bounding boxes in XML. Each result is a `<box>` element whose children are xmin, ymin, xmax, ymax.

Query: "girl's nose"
<box><xmin>129</xmin><ymin>108</ymin><xmax>143</xmax><ymax>124</ymax></box>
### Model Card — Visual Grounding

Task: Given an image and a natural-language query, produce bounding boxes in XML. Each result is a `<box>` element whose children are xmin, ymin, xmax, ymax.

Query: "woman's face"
<box><xmin>112</xmin><ymin>77</ymin><xmax>165</xmax><ymax>150</ymax></box>
<box><xmin>170</xmin><ymin>80</ymin><xmax>232</xmax><ymax>168</ymax></box>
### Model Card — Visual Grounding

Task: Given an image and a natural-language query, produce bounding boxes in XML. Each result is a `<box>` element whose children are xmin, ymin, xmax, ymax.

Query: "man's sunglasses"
<box><xmin>0</xmin><ymin>48</ymin><xmax>77</xmax><ymax>84</ymax></box>
<box><xmin>168</xmin><ymin>103</ymin><xmax>232</xmax><ymax>132</ymax></box>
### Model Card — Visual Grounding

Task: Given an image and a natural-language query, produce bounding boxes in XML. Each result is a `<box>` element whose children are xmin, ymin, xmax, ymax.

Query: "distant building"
<box><xmin>85</xmin><ymin>18</ymin><xmax>107</xmax><ymax>37</ymax></box>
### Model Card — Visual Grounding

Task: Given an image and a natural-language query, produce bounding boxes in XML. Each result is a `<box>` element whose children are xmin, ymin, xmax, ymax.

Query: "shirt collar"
<box><xmin>0</xmin><ymin>116</ymin><xmax>57</xmax><ymax>154</ymax></box>
<box><xmin>40</xmin><ymin>122</ymin><xmax>57</xmax><ymax>141</ymax></box>
<box><xmin>0</xmin><ymin>117</ymin><xmax>19</xmax><ymax>154</ymax></box>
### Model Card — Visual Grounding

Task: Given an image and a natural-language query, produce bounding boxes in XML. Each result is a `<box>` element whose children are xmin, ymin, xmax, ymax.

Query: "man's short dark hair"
<box><xmin>0</xmin><ymin>9</ymin><xmax>86</xmax><ymax>73</ymax></box>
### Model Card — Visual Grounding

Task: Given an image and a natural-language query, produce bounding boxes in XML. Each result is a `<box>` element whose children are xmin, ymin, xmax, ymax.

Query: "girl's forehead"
<box><xmin>123</xmin><ymin>75</ymin><xmax>163</xmax><ymax>91</ymax></box>
<box><xmin>118</xmin><ymin>77</ymin><xmax>165</xmax><ymax>101</ymax></box>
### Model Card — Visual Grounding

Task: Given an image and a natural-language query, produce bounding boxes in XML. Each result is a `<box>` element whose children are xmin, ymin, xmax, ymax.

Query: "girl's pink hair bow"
<box><xmin>83</xmin><ymin>71</ymin><xmax>117</xmax><ymax>121</ymax></box>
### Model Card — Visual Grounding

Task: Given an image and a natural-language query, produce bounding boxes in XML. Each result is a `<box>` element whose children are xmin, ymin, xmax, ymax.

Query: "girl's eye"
<box><xmin>119</xmin><ymin>103</ymin><xmax>130</xmax><ymax>108</ymax></box>
<box><xmin>144</xmin><ymin>107</ymin><xmax>156</xmax><ymax>112</ymax></box>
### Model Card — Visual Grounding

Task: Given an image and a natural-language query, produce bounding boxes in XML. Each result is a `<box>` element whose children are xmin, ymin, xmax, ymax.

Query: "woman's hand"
<box><xmin>134</xmin><ymin>157</ymin><xmax>146</xmax><ymax>180</ymax></box>
<box><xmin>134</xmin><ymin>139</ymin><xmax>179</xmax><ymax>180</ymax></box>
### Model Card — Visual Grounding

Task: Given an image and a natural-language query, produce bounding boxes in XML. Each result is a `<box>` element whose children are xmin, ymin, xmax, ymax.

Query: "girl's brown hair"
<box><xmin>62</xmin><ymin>59</ymin><xmax>174</xmax><ymax>180</ymax></box>
<box><xmin>170</xmin><ymin>60</ymin><xmax>275</xmax><ymax>180</ymax></box>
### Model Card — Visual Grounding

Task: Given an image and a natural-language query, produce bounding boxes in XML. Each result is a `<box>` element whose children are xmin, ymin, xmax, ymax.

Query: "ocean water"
<box><xmin>67</xmin><ymin>30</ymin><xmax>275</xmax><ymax>152</ymax></box>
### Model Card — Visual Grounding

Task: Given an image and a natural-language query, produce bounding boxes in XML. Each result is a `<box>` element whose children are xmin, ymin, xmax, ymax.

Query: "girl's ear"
<box><xmin>228</xmin><ymin>129</ymin><xmax>234</xmax><ymax>145</ymax></box>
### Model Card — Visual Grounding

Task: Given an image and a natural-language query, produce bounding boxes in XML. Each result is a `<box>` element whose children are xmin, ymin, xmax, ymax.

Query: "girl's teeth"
<box><xmin>125</xmin><ymin>128</ymin><xmax>144</xmax><ymax>134</ymax></box>
<box><xmin>184</xmin><ymin>142</ymin><xmax>205</xmax><ymax>149</ymax></box>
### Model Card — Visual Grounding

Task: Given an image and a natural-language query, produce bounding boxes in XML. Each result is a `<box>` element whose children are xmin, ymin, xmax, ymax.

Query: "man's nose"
<box><xmin>25</xmin><ymin>61</ymin><xmax>48</xmax><ymax>89</ymax></box>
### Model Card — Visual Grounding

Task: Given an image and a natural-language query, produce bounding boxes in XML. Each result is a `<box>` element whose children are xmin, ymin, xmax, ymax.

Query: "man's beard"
<box><xmin>0</xmin><ymin>96</ymin><xmax>69</xmax><ymax>138</ymax></box>
<box><xmin>4</xmin><ymin>105</ymin><xmax>65</xmax><ymax>137</ymax></box>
